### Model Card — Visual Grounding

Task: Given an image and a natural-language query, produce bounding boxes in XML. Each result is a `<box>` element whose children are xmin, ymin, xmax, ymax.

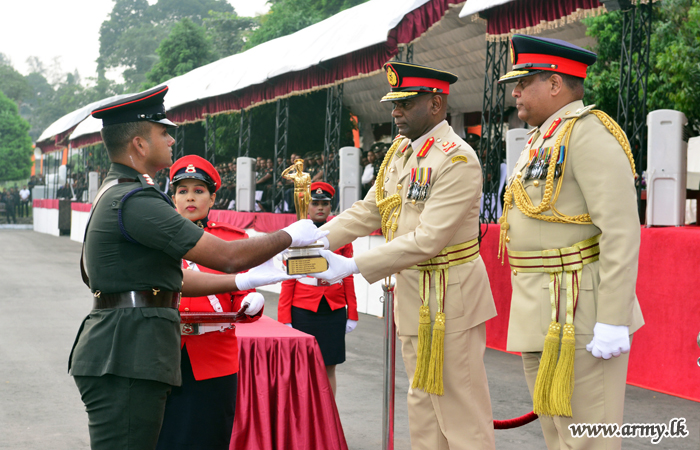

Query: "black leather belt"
<box><xmin>92</xmin><ymin>290</ymin><xmax>180</xmax><ymax>310</ymax></box>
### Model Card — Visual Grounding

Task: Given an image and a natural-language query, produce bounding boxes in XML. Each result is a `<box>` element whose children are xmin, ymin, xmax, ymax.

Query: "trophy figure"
<box><xmin>281</xmin><ymin>159</ymin><xmax>329</xmax><ymax>275</ymax></box>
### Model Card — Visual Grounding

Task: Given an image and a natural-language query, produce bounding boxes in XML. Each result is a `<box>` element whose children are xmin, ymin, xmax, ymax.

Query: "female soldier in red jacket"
<box><xmin>278</xmin><ymin>182</ymin><xmax>358</xmax><ymax>396</ymax></box>
<box><xmin>157</xmin><ymin>155</ymin><xmax>290</xmax><ymax>450</ymax></box>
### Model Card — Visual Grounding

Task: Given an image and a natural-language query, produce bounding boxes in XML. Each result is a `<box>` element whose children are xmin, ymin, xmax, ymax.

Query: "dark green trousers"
<box><xmin>74</xmin><ymin>374</ymin><xmax>172</xmax><ymax>450</ymax></box>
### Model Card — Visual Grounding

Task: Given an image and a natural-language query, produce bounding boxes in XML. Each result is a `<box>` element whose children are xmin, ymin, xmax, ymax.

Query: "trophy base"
<box><xmin>284</xmin><ymin>245</ymin><xmax>328</xmax><ymax>275</ymax></box>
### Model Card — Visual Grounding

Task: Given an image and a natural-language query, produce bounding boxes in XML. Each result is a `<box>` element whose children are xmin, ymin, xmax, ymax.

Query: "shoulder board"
<box><xmin>138</xmin><ymin>173</ymin><xmax>157</xmax><ymax>188</ymax></box>
<box><xmin>208</xmin><ymin>221</ymin><xmax>248</xmax><ymax>237</ymax></box>
<box><xmin>393</xmin><ymin>134</ymin><xmax>404</xmax><ymax>142</ymax></box>
<box><xmin>437</xmin><ymin>138</ymin><xmax>461</xmax><ymax>155</ymax></box>
<box><xmin>567</xmin><ymin>104</ymin><xmax>595</xmax><ymax>119</ymax></box>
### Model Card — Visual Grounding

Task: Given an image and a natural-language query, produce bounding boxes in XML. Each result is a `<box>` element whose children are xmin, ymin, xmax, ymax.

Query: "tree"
<box><xmin>0</xmin><ymin>54</ymin><xmax>31</xmax><ymax>107</ymax></box>
<box><xmin>204</xmin><ymin>11</ymin><xmax>257</xmax><ymax>58</ymax></box>
<box><xmin>144</xmin><ymin>18</ymin><xmax>217</xmax><ymax>88</ymax></box>
<box><xmin>0</xmin><ymin>91</ymin><xmax>33</xmax><ymax>181</ymax></box>
<box><xmin>584</xmin><ymin>0</ymin><xmax>700</xmax><ymax>134</ymax></box>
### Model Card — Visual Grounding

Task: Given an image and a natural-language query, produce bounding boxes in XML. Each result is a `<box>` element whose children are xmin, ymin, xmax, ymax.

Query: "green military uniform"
<box><xmin>69</xmin><ymin>86</ymin><xmax>202</xmax><ymax>450</ymax></box>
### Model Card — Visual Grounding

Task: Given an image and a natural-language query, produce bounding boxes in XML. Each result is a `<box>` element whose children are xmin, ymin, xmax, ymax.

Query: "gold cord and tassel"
<box><xmin>425</xmin><ymin>269</ymin><xmax>447</xmax><ymax>395</ymax></box>
<box><xmin>532</xmin><ymin>272</ymin><xmax>561</xmax><ymax>415</ymax></box>
<box><xmin>550</xmin><ymin>270</ymin><xmax>580</xmax><ymax>417</ymax></box>
<box><xmin>376</xmin><ymin>138</ymin><xmax>405</xmax><ymax>241</ymax></box>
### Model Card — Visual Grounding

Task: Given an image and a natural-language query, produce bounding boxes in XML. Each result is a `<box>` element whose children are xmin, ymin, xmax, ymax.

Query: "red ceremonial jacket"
<box><xmin>180</xmin><ymin>222</ymin><xmax>262</xmax><ymax>381</ymax></box>
<box><xmin>278</xmin><ymin>241</ymin><xmax>358</xmax><ymax>324</ymax></box>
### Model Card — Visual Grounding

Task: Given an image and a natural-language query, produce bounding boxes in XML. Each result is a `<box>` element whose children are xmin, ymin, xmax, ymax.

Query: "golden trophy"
<box><xmin>281</xmin><ymin>159</ymin><xmax>329</xmax><ymax>275</ymax></box>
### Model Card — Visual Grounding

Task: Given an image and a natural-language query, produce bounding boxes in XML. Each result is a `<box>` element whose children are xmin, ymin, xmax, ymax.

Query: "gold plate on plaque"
<box><xmin>286</xmin><ymin>256</ymin><xmax>329</xmax><ymax>275</ymax></box>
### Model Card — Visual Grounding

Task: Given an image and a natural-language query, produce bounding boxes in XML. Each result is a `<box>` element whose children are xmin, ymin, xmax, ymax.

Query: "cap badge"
<box><xmin>316</xmin><ymin>188</ymin><xmax>324</xmax><ymax>194</ymax></box>
<box><xmin>185</xmin><ymin>164</ymin><xmax>196</xmax><ymax>173</ymax></box>
<box><xmin>386</xmin><ymin>66</ymin><xmax>399</xmax><ymax>87</ymax></box>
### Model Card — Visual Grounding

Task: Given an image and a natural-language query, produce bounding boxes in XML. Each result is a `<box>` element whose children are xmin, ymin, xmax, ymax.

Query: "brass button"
<box><xmin>505</xmin><ymin>237</ymin><xmax>510</xmax><ymax>242</ymax></box>
<box><xmin>396</xmin><ymin>184</ymin><xmax>402</xmax><ymax>190</ymax></box>
<box><xmin>390</xmin><ymin>167</ymin><xmax>395</xmax><ymax>173</ymax></box>
<box><xmin>516</xmin><ymin>172</ymin><xmax>522</xmax><ymax>179</ymax></box>
<box><xmin>211</xmin><ymin>222</ymin><xmax>216</xmax><ymax>226</ymax></box>
<box><xmin>412</xmin><ymin>199</ymin><xmax>416</xmax><ymax>204</ymax></box>
<box><xmin>533</xmin><ymin>180</ymin><xmax>540</xmax><ymax>187</ymax></box>
<box><xmin>436</xmin><ymin>138</ymin><xmax>442</xmax><ymax>143</ymax></box>
<box><xmin>184</xmin><ymin>307</ymin><xmax>190</xmax><ymax>312</ymax></box>
<box><xmin>565</xmin><ymin>111</ymin><xmax>571</xmax><ymax>115</ymax></box>
<box><xmin>513</xmin><ymin>270</ymin><xmax>518</xmax><ymax>276</ymax></box>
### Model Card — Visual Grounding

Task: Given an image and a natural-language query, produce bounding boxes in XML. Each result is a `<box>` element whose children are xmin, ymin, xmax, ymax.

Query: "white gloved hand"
<box><xmin>284</xmin><ymin>323</ymin><xmax>293</xmax><ymax>328</ymax></box>
<box><xmin>586</xmin><ymin>323</ymin><xmax>630</xmax><ymax>359</ymax></box>
<box><xmin>346</xmin><ymin>319</ymin><xmax>358</xmax><ymax>334</ymax></box>
<box><xmin>236</xmin><ymin>258</ymin><xmax>300</xmax><ymax>291</ymax></box>
<box><xmin>313</xmin><ymin>249</ymin><xmax>359</xmax><ymax>284</ymax></box>
<box><xmin>319</xmin><ymin>235</ymin><xmax>330</xmax><ymax>250</ymax></box>
<box><xmin>281</xmin><ymin>219</ymin><xmax>330</xmax><ymax>247</ymax></box>
<box><xmin>240</xmin><ymin>292</ymin><xmax>265</xmax><ymax>316</ymax></box>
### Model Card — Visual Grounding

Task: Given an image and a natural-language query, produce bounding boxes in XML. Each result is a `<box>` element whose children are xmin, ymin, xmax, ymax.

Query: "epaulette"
<box><xmin>436</xmin><ymin>137</ymin><xmax>461</xmax><ymax>155</ymax></box>
<box><xmin>566</xmin><ymin>104</ymin><xmax>595</xmax><ymax>119</ymax></box>
<box><xmin>138</xmin><ymin>173</ymin><xmax>157</xmax><ymax>188</ymax></box>
<box><xmin>208</xmin><ymin>221</ymin><xmax>247</xmax><ymax>235</ymax></box>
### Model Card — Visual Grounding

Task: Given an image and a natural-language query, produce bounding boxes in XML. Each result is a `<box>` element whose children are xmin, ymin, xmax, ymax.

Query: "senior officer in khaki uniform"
<box><xmin>314</xmin><ymin>62</ymin><xmax>497</xmax><ymax>450</ymax></box>
<box><xmin>498</xmin><ymin>35</ymin><xmax>644</xmax><ymax>449</ymax></box>
<box><xmin>68</xmin><ymin>86</ymin><xmax>326</xmax><ymax>450</ymax></box>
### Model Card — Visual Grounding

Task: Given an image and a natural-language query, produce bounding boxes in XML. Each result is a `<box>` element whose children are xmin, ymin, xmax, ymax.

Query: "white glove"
<box><xmin>240</xmin><ymin>292</ymin><xmax>264</xmax><ymax>316</ymax></box>
<box><xmin>319</xmin><ymin>235</ymin><xmax>330</xmax><ymax>250</ymax></box>
<box><xmin>346</xmin><ymin>319</ymin><xmax>358</xmax><ymax>334</ymax></box>
<box><xmin>235</xmin><ymin>258</ymin><xmax>300</xmax><ymax>291</ymax></box>
<box><xmin>284</xmin><ymin>323</ymin><xmax>293</xmax><ymax>328</ymax></box>
<box><xmin>586</xmin><ymin>323</ymin><xmax>630</xmax><ymax>359</ymax></box>
<box><xmin>313</xmin><ymin>249</ymin><xmax>359</xmax><ymax>284</ymax></box>
<box><xmin>282</xmin><ymin>219</ymin><xmax>330</xmax><ymax>247</ymax></box>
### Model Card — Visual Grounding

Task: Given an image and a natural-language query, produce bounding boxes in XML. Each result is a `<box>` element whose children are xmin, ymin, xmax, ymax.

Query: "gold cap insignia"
<box><xmin>386</xmin><ymin>65</ymin><xmax>399</xmax><ymax>87</ymax></box>
<box><xmin>316</xmin><ymin>188</ymin><xmax>324</xmax><ymax>194</ymax></box>
<box><xmin>185</xmin><ymin>164</ymin><xmax>196</xmax><ymax>173</ymax></box>
<box><xmin>510</xmin><ymin>42</ymin><xmax>515</xmax><ymax>65</ymax></box>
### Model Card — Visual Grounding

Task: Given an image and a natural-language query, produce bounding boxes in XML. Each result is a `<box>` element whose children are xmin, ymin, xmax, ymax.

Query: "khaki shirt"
<box><xmin>69</xmin><ymin>163</ymin><xmax>203</xmax><ymax>385</ymax></box>
<box><xmin>322</xmin><ymin>122</ymin><xmax>496</xmax><ymax>336</ymax></box>
<box><xmin>505</xmin><ymin>101</ymin><xmax>644</xmax><ymax>352</ymax></box>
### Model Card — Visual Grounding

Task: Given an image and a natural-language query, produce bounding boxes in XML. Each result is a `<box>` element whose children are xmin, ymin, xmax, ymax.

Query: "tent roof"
<box><xmin>459</xmin><ymin>0</ymin><xmax>514</xmax><ymax>17</ymax></box>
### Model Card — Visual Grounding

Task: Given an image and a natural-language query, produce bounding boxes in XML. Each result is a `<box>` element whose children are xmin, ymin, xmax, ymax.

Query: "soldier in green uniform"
<box><xmin>498</xmin><ymin>35</ymin><xmax>644</xmax><ymax>449</ymax></box>
<box><xmin>69</xmin><ymin>86</ymin><xmax>326</xmax><ymax>450</ymax></box>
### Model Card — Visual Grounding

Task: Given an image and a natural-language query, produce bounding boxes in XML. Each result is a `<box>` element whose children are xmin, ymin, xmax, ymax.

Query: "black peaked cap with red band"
<box><xmin>170</xmin><ymin>155</ymin><xmax>221</xmax><ymax>193</ymax></box>
<box><xmin>310</xmin><ymin>182</ymin><xmax>335</xmax><ymax>201</ymax></box>
<box><xmin>381</xmin><ymin>62</ymin><xmax>458</xmax><ymax>103</ymax></box>
<box><xmin>91</xmin><ymin>85</ymin><xmax>177</xmax><ymax>128</ymax></box>
<box><xmin>499</xmin><ymin>34</ymin><xmax>597</xmax><ymax>83</ymax></box>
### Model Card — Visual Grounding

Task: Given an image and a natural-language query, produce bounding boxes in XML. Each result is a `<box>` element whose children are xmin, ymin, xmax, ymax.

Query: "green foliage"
<box><xmin>144</xmin><ymin>18</ymin><xmax>217</xmax><ymax>88</ymax></box>
<box><xmin>204</xmin><ymin>11</ymin><xmax>257</xmax><ymax>58</ymax></box>
<box><xmin>0</xmin><ymin>91</ymin><xmax>33</xmax><ymax>181</ymax></box>
<box><xmin>584</xmin><ymin>0</ymin><xmax>700</xmax><ymax>133</ymax></box>
<box><xmin>0</xmin><ymin>56</ymin><xmax>32</xmax><ymax>106</ymax></box>
<box><xmin>98</xmin><ymin>0</ymin><xmax>234</xmax><ymax>92</ymax></box>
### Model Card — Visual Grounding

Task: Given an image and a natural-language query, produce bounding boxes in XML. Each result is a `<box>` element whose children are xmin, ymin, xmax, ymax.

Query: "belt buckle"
<box><xmin>181</xmin><ymin>323</ymin><xmax>199</xmax><ymax>335</ymax></box>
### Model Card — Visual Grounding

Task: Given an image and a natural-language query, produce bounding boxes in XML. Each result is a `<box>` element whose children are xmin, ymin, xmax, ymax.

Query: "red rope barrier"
<box><xmin>494</xmin><ymin>411</ymin><xmax>538</xmax><ymax>429</ymax></box>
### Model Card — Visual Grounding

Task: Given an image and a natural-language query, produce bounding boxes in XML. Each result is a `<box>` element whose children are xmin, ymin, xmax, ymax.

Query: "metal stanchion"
<box><xmin>381</xmin><ymin>279</ymin><xmax>396</xmax><ymax>450</ymax></box>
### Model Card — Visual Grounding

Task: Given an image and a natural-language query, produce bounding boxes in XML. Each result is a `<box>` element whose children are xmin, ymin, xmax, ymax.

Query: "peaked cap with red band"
<box><xmin>170</xmin><ymin>155</ymin><xmax>221</xmax><ymax>193</ymax></box>
<box><xmin>499</xmin><ymin>34</ymin><xmax>597</xmax><ymax>84</ymax></box>
<box><xmin>381</xmin><ymin>62</ymin><xmax>458</xmax><ymax>102</ymax></box>
<box><xmin>310</xmin><ymin>181</ymin><xmax>335</xmax><ymax>200</ymax></box>
<box><xmin>92</xmin><ymin>85</ymin><xmax>177</xmax><ymax>128</ymax></box>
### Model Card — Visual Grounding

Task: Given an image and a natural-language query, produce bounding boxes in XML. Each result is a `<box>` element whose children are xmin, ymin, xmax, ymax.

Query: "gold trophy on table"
<box><xmin>281</xmin><ymin>159</ymin><xmax>329</xmax><ymax>275</ymax></box>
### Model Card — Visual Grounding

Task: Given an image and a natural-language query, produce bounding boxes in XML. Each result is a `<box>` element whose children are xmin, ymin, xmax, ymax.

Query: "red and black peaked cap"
<box><xmin>499</xmin><ymin>34</ymin><xmax>597</xmax><ymax>84</ymax></box>
<box><xmin>381</xmin><ymin>62</ymin><xmax>458</xmax><ymax>102</ymax></box>
<box><xmin>170</xmin><ymin>155</ymin><xmax>221</xmax><ymax>193</ymax></box>
<box><xmin>92</xmin><ymin>85</ymin><xmax>177</xmax><ymax>128</ymax></box>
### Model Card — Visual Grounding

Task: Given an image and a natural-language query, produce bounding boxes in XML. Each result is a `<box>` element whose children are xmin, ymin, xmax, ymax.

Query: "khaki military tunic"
<box><xmin>69</xmin><ymin>163</ymin><xmax>204</xmax><ymax>386</ymax></box>
<box><xmin>322</xmin><ymin>121</ymin><xmax>496</xmax><ymax>450</ymax></box>
<box><xmin>505</xmin><ymin>101</ymin><xmax>645</xmax><ymax>450</ymax></box>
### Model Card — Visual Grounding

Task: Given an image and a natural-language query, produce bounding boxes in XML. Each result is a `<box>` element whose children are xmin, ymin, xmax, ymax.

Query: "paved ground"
<box><xmin>1</xmin><ymin>229</ymin><xmax>698</xmax><ymax>449</ymax></box>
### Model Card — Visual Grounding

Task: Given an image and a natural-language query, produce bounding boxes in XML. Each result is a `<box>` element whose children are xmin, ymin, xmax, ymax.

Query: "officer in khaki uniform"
<box><xmin>498</xmin><ymin>35</ymin><xmax>644</xmax><ymax>449</ymax></box>
<box><xmin>314</xmin><ymin>62</ymin><xmax>497</xmax><ymax>450</ymax></box>
<box><xmin>68</xmin><ymin>86</ymin><xmax>326</xmax><ymax>450</ymax></box>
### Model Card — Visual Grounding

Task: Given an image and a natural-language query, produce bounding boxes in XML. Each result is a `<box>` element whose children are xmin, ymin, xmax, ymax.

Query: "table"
<box><xmin>231</xmin><ymin>316</ymin><xmax>348</xmax><ymax>450</ymax></box>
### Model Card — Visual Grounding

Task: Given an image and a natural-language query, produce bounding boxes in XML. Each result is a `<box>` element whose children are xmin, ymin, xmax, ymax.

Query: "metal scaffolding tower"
<box><xmin>205</xmin><ymin>115</ymin><xmax>216</xmax><ymax>165</ymax></box>
<box><xmin>323</xmin><ymin>84</ymin><xmax>344</xmax><ymax>189</ymax></box>
<box><xmin>617</xmin><ymin>0</ymin><xmax>653</xmax><ymax>198</ymax></box>
<box><xmin>238</xmin><ymin>109</ymin><xmax>251</xmax><ymax>158</ymax></box>
<box><xmin>479</xmin><ymin>39</ymin><xmax>509</xmax><ymax>224</ymax></box>
<box><xmin>272</xmin><ymin>98</ymin><xmax>290</xmax><ymax>212</ymax></box>
<box><xmin>173</xmin><ymin>126</ymin><xmax>186</xmax><ymax>161</ymax></box>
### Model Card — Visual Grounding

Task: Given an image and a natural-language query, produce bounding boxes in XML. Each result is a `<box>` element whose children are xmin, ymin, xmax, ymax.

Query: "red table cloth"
<box><xmin>231</xmin><ymin>316</ymin><xmax>348</xmax><ymax>450</ymax></box>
